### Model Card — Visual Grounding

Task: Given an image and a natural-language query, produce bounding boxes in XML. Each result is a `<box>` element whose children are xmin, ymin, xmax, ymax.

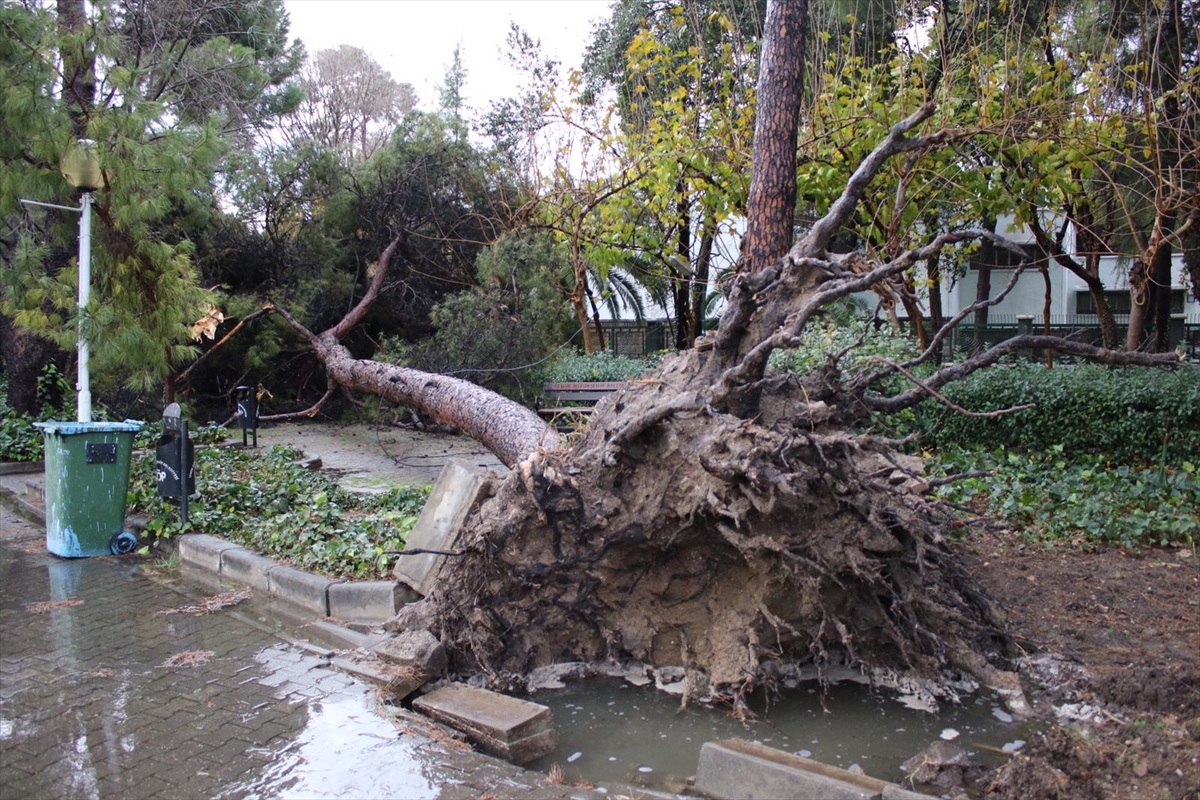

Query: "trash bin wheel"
<box><xmin>109</xmin><ymin>531</ymin><xmax>139</xmax><ymax>555</ymax></box>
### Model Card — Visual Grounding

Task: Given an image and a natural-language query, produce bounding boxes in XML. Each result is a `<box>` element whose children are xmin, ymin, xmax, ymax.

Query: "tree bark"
<box><xmin>740</xmin><ymin>0</ymin><xmax>808</xmax><ymax>275</ymax></box>
<box><xmin>926</xmin><ymin>253</ymin><xmax>944</xmax><ymax>363</ymax></box>
<box><xmin>57</xmin><ymin>0</ymin><xmax>94</xmax><ymax>138</ymax></box>
<box><xmin>1127</xmin><ymin>259</ymin><xmax>1152</xmax><ymax>351</ymax></box>
<box><xmin>674</xmin><ymin>184</ymin><xmax>694</xmax><ymax>350</ymax></box>
<box><xmin>1185</xmin><ymin>211</ymin><xmax>1200</xmax><ymax>304</ymax></box>
<box><xmin>312</xmin><ymin>332</ymin><xmax>555</xmax><ymax>468</ymax></box>
<box><xmin>972</xmin><ymin>218</ymin><xmax>996</xmax><ymax>353</ymax></box>
<box><xmin>690</xmin><ymin>224</ymin><xmax>715</xmax><ymax>342</ymax></box>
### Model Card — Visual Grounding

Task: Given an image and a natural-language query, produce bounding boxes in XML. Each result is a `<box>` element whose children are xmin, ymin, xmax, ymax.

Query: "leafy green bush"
<box><xmin>128</xmin><ymin>444</ymin><xmax>429</xmax><ymax>579</ymax></box>
<box><xmin>770</xmin><ymin>315</ymin><xmax>922</xmax><ymax>381</ymax></box>
<box><xmin>0</xmin><ymin>364</ymin><xmax>76</xmax><ymax>462</ymax></box>
<box><xmin>536</xmin><ymin>350</ymin><xmax>659</xmax><ymax>383</ymax></box>
<box><xmin>929</xmin><ymin>446</ymin><xmax>1199</xmax><ymax>548</ymax></box>
<box><xmin>914</xmin><ymin>364</ymin><xmax>1200</xmax><ymax>463</ymax></box>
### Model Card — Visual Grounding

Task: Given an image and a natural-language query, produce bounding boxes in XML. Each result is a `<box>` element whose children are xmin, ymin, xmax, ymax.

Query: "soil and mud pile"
<box><xmin>401</xmin><ymin>353</ymin><xmax>1019</xmax><ymax>707</ymax></box>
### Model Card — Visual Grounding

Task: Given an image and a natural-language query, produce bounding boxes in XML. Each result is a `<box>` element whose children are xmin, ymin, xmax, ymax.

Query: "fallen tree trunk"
<box><xmin>272</xmin><ymin>305</ymin><xmax>557</xmax><ymax>469</ymax></box>
<box><xmin>262</xmin><ymin>0</ymin><xmax>1183</xmax><ymax>706</ymax></box>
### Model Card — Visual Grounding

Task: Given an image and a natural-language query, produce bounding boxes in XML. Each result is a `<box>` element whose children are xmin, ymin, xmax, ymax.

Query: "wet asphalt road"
<box><xmin>0</xmin><ymin>504</ymin><xmax>615</xmax><ymax>800</ymax></box>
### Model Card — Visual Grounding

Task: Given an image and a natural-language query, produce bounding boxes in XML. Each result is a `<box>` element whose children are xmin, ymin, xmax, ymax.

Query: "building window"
<box><xmin>1076</xmin><ymin>289</ymin><xmax>1184</xmax><ymax>315</ymax></box>
<box><xmin>971</xmin><ymin>243</ymin><xmax>1045</xmax><ymax>270</ymax></box>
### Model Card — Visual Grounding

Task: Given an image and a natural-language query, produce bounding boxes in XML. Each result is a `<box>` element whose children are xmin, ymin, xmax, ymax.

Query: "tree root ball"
<box><xmin>410</xmin><ymin>373</ymin><xmax>1019</xmax><ymax>706</ymax></box>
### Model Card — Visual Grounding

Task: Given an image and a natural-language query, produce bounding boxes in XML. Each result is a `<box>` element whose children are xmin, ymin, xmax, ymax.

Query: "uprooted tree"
<box><xmin>267</xmin><ymin>0</ymin><xmax>1182</xmax><ymax>705</ymax></box>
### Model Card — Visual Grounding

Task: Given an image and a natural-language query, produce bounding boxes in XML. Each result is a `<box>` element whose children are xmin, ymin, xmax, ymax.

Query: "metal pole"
<box><xmin>179</xmin><ymin>419</ymin><xmax>189</xmax><ymax>525</ymax></box>
<box><xmin>77</xmin><ymin>192</ymin><xmax>92</xmax><ymax>423</ymax></box>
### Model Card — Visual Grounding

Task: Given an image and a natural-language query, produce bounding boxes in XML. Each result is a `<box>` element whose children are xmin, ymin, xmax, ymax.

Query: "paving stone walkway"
<box><xmin>0</xmin><ymin>506</ymin><xmax>609</xmax><ymax>800</ymax></box>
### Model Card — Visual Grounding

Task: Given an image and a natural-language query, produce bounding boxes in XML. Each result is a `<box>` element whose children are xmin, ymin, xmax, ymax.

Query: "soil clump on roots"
<box><xmin>400</xmin><ymin>351</ymin><xmax>1020</xmax><ymax>707</ymax></box>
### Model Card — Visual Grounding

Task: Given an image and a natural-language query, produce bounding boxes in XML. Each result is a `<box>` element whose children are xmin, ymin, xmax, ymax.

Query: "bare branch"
<box><xmin>176</xmin><ymin>307</ymin><xmax>272</xmax><ymax>387</ymax></box>
<box><xmin>256</xmin><ymin>383</ymin><xmax>337</xmax><ymax>424</ymax></box>
<box><xmin>796</xmin><ymin>102</ymin><xmax>942</xmax><ymax>257</ymax></box>
<box><xmin>269</xmin><ymin>302</ymin><xmax>320</xmax><ymax>346</ymax></box>
<box><xmin>866</xmin><ymin>357</ymin><xmax>1037</xmax><ymax>419</ymax></box>
<box><xmin>330</xmin><ymin>233</ymin><xmax>405</xmax><ymax>340</ymax></box>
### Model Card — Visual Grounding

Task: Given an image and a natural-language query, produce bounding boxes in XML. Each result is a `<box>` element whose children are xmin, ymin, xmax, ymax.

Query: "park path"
<box><xmin>0</xmin><ymin>505</ymin><xmax>605</xmax><ymax>800</ymax></box>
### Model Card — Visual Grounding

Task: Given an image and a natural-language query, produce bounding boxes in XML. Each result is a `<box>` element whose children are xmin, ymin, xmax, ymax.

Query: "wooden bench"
<box><xmin>535</xmin><ymin>381</ymin><xmax>625</xmax><ymax>423</ymax></box>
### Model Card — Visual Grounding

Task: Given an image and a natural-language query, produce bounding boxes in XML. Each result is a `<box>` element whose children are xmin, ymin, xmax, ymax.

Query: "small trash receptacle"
<box><xmin>34</xmin><ymin>420</ymin><xmax>144</xmax><ymax>557</ymax></box>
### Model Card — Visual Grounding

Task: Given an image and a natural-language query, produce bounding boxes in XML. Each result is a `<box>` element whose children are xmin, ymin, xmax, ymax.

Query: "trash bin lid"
<box><xmin>34</xmin><ymin>420</ymin><xmax>145</xmax><ymax>435</ymax></box>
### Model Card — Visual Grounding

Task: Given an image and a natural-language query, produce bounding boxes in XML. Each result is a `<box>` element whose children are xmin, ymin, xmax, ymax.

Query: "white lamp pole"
<box><xmin>21</xmin><ymin>139</ymin><xmax>102</xmax><ymax>423</ymax></box>
<box><xmin>76</xmin><ymin>190</ymin><xmax>93</xmax><ymax>422</ymax></box>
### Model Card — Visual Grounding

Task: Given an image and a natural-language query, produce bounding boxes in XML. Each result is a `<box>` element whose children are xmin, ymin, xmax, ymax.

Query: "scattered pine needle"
<box><xmin>25</xmin><ymin>599</ymin><xmax>83</xmax><ymax>613</ymax></box>
<box><xmin>159</xmin><ymin>650</ymin><xmax>215</xmax><ymax>669</ymax></box>
<box><xmin>156</xmin><ymin>588</ymin><xmax>253</xmax><ymax>616</ymax></box>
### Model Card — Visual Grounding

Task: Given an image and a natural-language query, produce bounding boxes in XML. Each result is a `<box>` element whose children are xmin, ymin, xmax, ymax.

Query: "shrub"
<box><xmin>0</xmin><ymin>364</ymin><xmax>77</xmax><ymax>462</ymax></box>
<box><xmin>914</xmin><ymin>364</ymin><xmax>1200</xmax><ymax>463</ymax></box>
<box><xmin>128</xmin><ymin>444</ymin><xmax>429</xmax><ymax>579</ymax></box>
<box><xmin>536</xmin><ymin>350</ymin><xmax>659</xmax><ymax>383</ymax></box>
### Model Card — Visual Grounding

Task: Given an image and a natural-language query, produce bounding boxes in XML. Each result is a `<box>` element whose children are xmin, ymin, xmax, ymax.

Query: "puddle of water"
<box><xmin>526</xmin><ymin>678</ymin><xmax>1032</xmax><ymax>791</ymax></box>
<box><xmin>219</xmin><ymin>646</ymin><xmax>439</xmax><ymax>800</ymax></box>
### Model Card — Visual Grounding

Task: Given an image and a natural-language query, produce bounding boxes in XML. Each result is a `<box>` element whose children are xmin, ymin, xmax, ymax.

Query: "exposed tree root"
<box><xmin>401</xmin><ymin>366</ymin><xmax>1021</xmax><ymax>704</ymax></box>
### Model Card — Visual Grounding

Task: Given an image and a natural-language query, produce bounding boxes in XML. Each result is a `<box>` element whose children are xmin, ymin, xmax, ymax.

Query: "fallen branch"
<box><xmin>868</xmin><ymin>357</ymin><xmax>1037</xmax><ymax>419</ymax></box>
<box><xmin>176</xmin><ymin>307</ymin><xmax>273</xmax><ymax>388</ymax></box>
<box><xmin>255</xmin><ymin>382</ymin><xmax>336</xmax><ymax>423</ymax></box>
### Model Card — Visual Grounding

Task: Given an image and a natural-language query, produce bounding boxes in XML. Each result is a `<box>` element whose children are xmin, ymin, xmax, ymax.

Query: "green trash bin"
<box><xmin>34</xmin><ymin>420</ymin><xmax>144</xmax><ymax>557</ymax></box>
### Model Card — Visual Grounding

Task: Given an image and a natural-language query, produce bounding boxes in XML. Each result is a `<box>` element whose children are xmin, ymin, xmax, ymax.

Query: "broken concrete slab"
<box><xmin>220</xmin><ymin>548</ymin><xmax>275</xmax><ymax>591</ymax></box>
<box><xmin>328</xmin><ymin>580</ymin><xmax>418</xmax><ymax>624</ymax></box>
<box><xmin>413</xmin><ymin>682</ymin><xmax>557</xmax><ymax>764</ymax></box>
<box><xmin>392</xmin><ymin>459</ymin><xmax>491</xmax><ymax>595</ymax></box>
<box><xmin>371</xmin><ymin>629</ymin><xmax>447</xmax><ymax>676</ymax></box>
<box><xmin>177</xmin><ymin>534</ymin><xmax>244</xmax><ymax>573</ymax></box>
<box><xmin>268</xmin><ymin>565</ymin><xmax>341</xmax><ymax>616</ymax></box>
<box><xmin>696</xmin><ymin>739</ymin><xmax>894</xmax><ymax>800</ymax></box>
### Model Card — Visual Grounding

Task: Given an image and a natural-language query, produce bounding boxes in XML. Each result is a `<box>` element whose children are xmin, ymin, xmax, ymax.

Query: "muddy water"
<box><xmin>527</xmin><ymin>678</ymin><xmax>1030</xmax><ymax>791</ymax></box>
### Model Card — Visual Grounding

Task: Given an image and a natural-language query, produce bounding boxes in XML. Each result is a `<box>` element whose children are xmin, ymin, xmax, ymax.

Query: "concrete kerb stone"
<box><xmin>882</xmin><ymin>786</ymin><xmax>940</xmax><ymax>800</ymax></box>
<box><xmin>328</xmin><ymin>580</ymin><xmax>418</xmax><ymax>623</ymax></box>
<box><xmin>0</xmin><ymin>460</ymin><xmax>44</xmax><ymax>476</ymax></box>
<box><xmin>219</xmin><ymin>547</ymin><xmax>275</xmax><ymax>592</ymax></box>
<box><xmin>695</xmin><ymin>739</ymin><xmax>913</xmax><ymax>800</ymax></box>
<box><xmin>177</xmin><ymin>533</ymin><xmax>244</xmax><ymax>573</ymax></box>
<box><xmin>413</xmin><ymin>682</ymin><xmax>558</xmax><ymax>765</ymax></box>
<box><xmin>393</xmin><ymin>459</ymin><xmax>492</xmax><ymax>595</ymax></box>
<box><xmin>0</xmin><ymin>483</ymin><xmax>45</xmax><ymax>526</ymax></box>
<box><xmin>267</xmin><ymin>565</ymin><xmax>342</xmax><ymax>617</ymax></box>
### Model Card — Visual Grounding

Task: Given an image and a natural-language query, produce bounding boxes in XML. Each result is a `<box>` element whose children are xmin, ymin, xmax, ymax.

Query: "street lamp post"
<box><xmin>24</xmin><ymin>139</ymin><xmax>144</xmax><ymax>558</ymax></box>
<box><xmin>19</xmin><ymin>138</ymin><xmax>103</xmax><ymax>423</ymax></box>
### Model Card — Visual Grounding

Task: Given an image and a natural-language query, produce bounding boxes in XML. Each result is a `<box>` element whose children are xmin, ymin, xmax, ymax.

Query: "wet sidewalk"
<box><xmin>0</xmin><ymin>507</ymin><xmax>608</xmax><ymax>800</ymax></box>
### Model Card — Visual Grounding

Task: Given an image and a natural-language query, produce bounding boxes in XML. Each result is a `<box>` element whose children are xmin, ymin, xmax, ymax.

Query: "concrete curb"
<box><xmin>173</xmin><ymin>532</ymin><xmax>411</xmax><ymax>625</ymax></box>
<box><xmin>0</xmin><ymin>460</ymin><xmax>44</xmax><ymax>476</ymax></box>
<box><xmin>0</xmin><ymin>482</ymin><xmax>412</xmax><ymax>628</ymax></box>
<box><xmin>695</xmin><ymin>740</ymin><xmax>938</xmax><ymax>800</ymax></box>
<box><xmin>0</xmin><ymin>484</ymin><xmax>45</xmax><ymax>526</ymax></box>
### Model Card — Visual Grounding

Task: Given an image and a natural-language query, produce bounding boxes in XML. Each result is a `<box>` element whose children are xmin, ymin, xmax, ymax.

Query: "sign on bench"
<box><xmin>536</xmin><ymin>381</ymin><xmax>624</xmax><ymax>421</ymax></box>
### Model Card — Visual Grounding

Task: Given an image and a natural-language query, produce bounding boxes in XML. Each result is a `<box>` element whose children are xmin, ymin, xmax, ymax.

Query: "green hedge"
<box><xmin>535</xmin><ymin>350</ymin><xmax>659</xmax><ymax>383</ymax></box>
<box><xmin>914</xmin><ymin>364</ymin><xmax>1200</xmax><ymax>463</ymax></box>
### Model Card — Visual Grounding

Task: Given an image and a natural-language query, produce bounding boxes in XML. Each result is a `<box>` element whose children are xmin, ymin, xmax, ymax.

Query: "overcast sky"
<box><xmin>283</xmin><ymin>0</ymin><xmax>613</xmax><ymax>111</ymax></box>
